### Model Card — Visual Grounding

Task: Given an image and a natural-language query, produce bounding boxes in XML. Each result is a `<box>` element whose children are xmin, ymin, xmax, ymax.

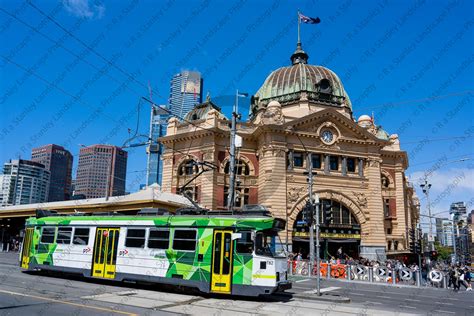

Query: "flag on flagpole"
<box><xmin>299</xmin><ymin>12</ymin><xmax>320</xmax><ymax>24</ymax></box>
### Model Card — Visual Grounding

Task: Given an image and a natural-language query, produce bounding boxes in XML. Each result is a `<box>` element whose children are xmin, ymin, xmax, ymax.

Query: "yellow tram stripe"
<box><xmin>0</xmin><ymin>289</ymin><xmax>137</xmax><ymax>316</ymax></box>
<box><xmin>252</xmin><ymin>274</ymin><xmax>276</xmax><ymax>279</ymax></box>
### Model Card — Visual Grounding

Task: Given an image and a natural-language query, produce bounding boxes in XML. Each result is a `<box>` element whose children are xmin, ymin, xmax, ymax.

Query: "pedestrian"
<box><xmin>337</xmin><ymin>246</ymin><xmax>343</xmax><ymax>259</ymax></box>
<box><xmin>466</xmin><ymin>268</ymin><xmax>473</xmax><ymax>291</ymax></box>
<box><xmin>452</xmin><ymin>267</ymin><xmax>461</xmax><ymax>292</ymax></box>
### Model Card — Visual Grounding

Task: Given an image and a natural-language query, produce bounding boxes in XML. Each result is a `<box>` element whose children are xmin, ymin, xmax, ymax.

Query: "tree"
<box><xmin>434</xmin><ymin>241</ymin><xmax>453</xmax><ymax>260</ymax></box>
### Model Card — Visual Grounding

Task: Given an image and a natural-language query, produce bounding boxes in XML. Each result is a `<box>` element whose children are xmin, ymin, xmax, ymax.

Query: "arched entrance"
<box><xmin>292</xmin><ymin>199</ymin><xmax>361</xmax><ymax>260</ymax></box>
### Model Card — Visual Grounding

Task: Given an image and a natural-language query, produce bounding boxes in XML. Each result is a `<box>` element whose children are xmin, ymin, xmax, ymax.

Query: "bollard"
<box><xmin>392</xmin><ymin>269</ymin><xmax>396</xmax><ymax>285</ymax></box>
<box><xmin>443</xmin><ymin>274</ymin><xmax>448</xmax><ymax>289</ymax></box>
<box><xmin>327</xmin><ymin>264</ymin><xmax>331</xmax><ymax>279</ymax></box>
<box><xmin>416</xmin><ymin>270</ymin><xmax>421</xmax><ymax>287</ymax></box>
<box><xmin>368</xmin><ymin>267</ymin><xmax>373</xmax><ymax>283</ymax></box>
<box><xmin>346</xmin><ymin>265</ymin><xmax>351</xmax><ymax>280</ymax></box>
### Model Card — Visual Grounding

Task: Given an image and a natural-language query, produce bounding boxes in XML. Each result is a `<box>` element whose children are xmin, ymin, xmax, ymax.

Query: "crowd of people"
<box><xmin>287</xmin><ymin>247</ymin><xmax>473</xmax><ymax>292</ymax></box>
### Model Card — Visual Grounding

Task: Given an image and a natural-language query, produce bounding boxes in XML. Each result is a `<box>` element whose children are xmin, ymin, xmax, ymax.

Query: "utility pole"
<box><xmin>420</xmin><ymin>179</ymin><xmax>434</xmax><ymax>251</ymax></box>
<box><xmin>227</xmin><ymin>90</ymin><xmax>247</xmax><ymax>212</ymax></box>
<box><xmin>307</xmin><ymin>153</ymin><xmax>314</xmax><ymax>276</ymax></box>
<box><xmin>305</xmin><ymin>153</ymin><xmax>321</xmax><ymax>296</ymax></box>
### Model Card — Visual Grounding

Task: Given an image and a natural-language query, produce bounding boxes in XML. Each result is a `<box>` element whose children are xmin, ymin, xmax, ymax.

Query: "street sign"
<box><xmin>428</xmin><ymin>234</ymin><xmax>434</xmax><ymax>242</ymax></box>
<box><xmin>376</xmin><ymin>266</ymin><xmax>389</xmax><ymax>278</ymax></box>
<box><xmin>428</xmin><ymin>270</ymin><xmax>443</xmax><ymax>283</ymax></box>
<box><xmin>356</xmin><ymin>265</ymin><xmax>366</xmax><ymax>276</ymax></box>
<box><xmin>399</xmin><ymin>268</ymin><xmax>413</xmax><ymax>281</ymax></box>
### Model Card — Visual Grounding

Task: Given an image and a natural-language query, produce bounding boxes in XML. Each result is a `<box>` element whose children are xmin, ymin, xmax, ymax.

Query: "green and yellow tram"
<box><xmin>19</xmin><ymin>208</ymin><xmax>291</xmax><ymax>296</ymax></box>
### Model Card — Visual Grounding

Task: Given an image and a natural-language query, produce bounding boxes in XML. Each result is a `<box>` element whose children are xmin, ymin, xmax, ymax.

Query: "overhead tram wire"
<box><xmin>26</xmin><ymin>0</ymin><xmax>155</xmax><ymax>95</ymax></box>
<box><xmin>357</xmin><ymin>89</ymin><xmax>474</xmax><ymax>111</ymax></box>
<box><xmin>0</xmin><ymin>7</ymin><xmax>147</xmax><ymax>99</ymax></box>
<box><xmin>1</xmin><ymin>54</ymin><xmax>122</xmax><ymax>125</ymax></box>
<box><xmin>16</xmin><ymin>4</ymin><xmax>474</xmax><ymax>118</ymax></box>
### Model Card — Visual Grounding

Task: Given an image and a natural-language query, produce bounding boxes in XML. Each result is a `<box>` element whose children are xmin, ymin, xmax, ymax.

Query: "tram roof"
<box><xmin>26</xmin><ymin>214</ymin><xmax>284</xmax><ymax>231</ymax></box>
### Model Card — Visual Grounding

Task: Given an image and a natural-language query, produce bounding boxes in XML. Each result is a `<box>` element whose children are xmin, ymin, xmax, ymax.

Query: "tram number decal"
<box><xmin>83</xmin><ymin>247</ymin><xmax>91</xmax><ymax>254</ymax></box>
<box><xmin>119</xmin><ymin>249</ymin><xmax>129</xmax><ymax>256</ymax></box>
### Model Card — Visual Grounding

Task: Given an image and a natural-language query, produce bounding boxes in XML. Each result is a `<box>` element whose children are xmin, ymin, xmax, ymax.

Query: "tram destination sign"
<box><xmin>294</xmin><ymin>232</ymin><xmax>361</xmax><ymax>239</ymax></box>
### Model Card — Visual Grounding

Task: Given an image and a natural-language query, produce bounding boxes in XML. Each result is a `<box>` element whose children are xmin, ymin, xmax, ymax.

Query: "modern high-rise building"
<box><xmin>0</xmin><ymin>159</ymin><xmax>50</xmax><ymax>206</ymax></box>
<box><xmin>31</xmin><ymin>144</ymin><xmax>73</xmax><ymax>202</ymax></box>
<box><xmin>144</xmin><ymin>71</ymin><xmax>202</xmax><ymax>186</ymax></box>
<box><xmin>169</xmin><ymin>71</ymin><xmax>203</xmax><ymax>119</ymax></box>
<box><xmin>449</xmin><ymin>201</ymin><xmax>467</xmax><ymax>217</ymax></box>
<box><xmin>435</xmin><ymin>217</ymin><xmax>453</xmax><ymax>247</ymax></box>
<box><xmin>75</xmin><ymin>145</ymin><xmax>127</xmax><ymax>199</ymax></box>
<box><xmin>146</xmin><ymin>105</ymin><xmax>169</xmax><ymax>186</ymax></box>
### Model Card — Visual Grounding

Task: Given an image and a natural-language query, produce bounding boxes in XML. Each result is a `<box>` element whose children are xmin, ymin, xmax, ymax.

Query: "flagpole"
<box><xmin>297</xmin><ymin>10</ymin><xmax>301</xmax><ymax>44</ymax></box>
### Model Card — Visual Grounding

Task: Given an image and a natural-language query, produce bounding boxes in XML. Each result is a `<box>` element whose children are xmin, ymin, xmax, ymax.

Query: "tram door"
<box><xmin>211</xmin><ymin>230</ymin><xmax>233</xmax><ymax>294</ymax></box>
<box><xmin>92</xmin><ymin>228</ymin><xmax>119</xmax><ymax>279</ymax></box>
<box><xmin>20</xmin><ymin>228</ymin><xmax>34</xmax><ymax>268</ymax></box>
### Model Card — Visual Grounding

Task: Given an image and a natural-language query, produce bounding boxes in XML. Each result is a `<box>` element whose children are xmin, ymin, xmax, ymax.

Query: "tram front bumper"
<box><xmin>276</xmin><ymin>280</ymin><xmax>292</xmax><ymax>292</ymax></box>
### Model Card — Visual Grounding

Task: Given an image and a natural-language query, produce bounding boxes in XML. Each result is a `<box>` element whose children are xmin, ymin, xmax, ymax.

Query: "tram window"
<box><xmin>148</xmin><ymin>229</ymin><xmax>170</xmax><ymax>249</ymax></box>
<box><xmin>40</xmin><ymin>227</ymin><xmax>56</xmax><ymax>244</ymax></box>
<box><xmin>73</xmin><ymin>228</ymin><xmax>90</xmax><ymax>245</ymax></box>
<box><xmin>125</xmin><ymin>228</ymin><xmax>146</xmax><ymax>248</ymax></box>
<box><xmin>172</xmin><ymin>229</ymin><xmax>196</xmax><ymax>251</ymax></box>
<box><xmin>57</xmin><ymin>227</ymin><xmax>72</xmax><ymax>244</ymax></box>
<box><xmin>236</xmin><ymin>231</ymin><xmax>253</xmax><ymax>254</ymax></box>
<box><xmin>255</xmin><ymin>232</ymin><xmax>274</xmax><ymax>257</ymax></box>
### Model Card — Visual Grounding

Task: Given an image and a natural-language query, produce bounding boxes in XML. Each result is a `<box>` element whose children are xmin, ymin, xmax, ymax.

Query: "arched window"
<box><xmin>177</xmin><ymin>159</ymin><xmax>199</xmax><ymax>203</ymax></box>
<box><xmin>178</xmin><ymin>159</ymin><xmax>199</xmax><ymax>176</ymax></box>
<box><xmin>381</xmin><ymin>175</ymin><xmax>390</xmax><ymax>188</ymax></box>
<box><xmin>224</xmin><ymin>159</ymin><xmax>250</xmax><ymax>175</ymax></box>
<box><xmin>224</xmin><ymin>159</ymin><xmax>251</xmax><ymax>208</ymax></box>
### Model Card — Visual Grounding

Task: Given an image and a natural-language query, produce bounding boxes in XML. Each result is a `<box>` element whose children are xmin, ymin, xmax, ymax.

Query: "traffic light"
<box><xmin>430</xmin><ymin>251</ymin><xmax>438</xmax><ymax>260</ymax></box>
<box><xmin>323</xmin><ymin>203</ymin><xmax>333</xmax><ymax>226</ymax></box>
<box><xmin>301</xmin><ymin>201</ymin><xmax>313</xmax><ymax>225</ymax></box>
<box><xmin>415</xmin><ymin>239</ymin><xmax>422</xmax><ymax>254</ymax></box>
<box><xmin>409</xmin><ymin>229</ymin><xmax>416</xmax><ymax>253</ymax></box>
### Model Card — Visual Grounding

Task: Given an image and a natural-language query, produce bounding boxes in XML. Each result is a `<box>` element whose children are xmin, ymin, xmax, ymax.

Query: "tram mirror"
<box><xmin>232</xmin><ymin>233</ymin><xmax>242</xmax><ymax>240</ymax></box>
<box><xmin>251</xmin><ymin>231</ymin><xmax>256</xmax><ymax>241</ymax></box>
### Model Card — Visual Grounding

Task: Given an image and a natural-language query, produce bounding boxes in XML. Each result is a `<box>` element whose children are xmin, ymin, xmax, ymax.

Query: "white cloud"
<box><xmin>63</xmin><ymin>0</ymin><xmax>105</xmax><ymax>19</ymax></box>
<box><xmin>409</xmin><ymin>167</ymin><xmax>474</xmax><ymax>219</ymax></box>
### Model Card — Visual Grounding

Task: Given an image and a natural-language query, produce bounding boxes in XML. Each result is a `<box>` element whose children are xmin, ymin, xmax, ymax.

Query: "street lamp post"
<box><xmin>227</xmin><ymin>90</ymin><xmax>247</xmax><ymax>212</ymax></box>
<box><xmin>420</xmin><ymin>179</ymin><xmax>434</xmax><ymax>251</ymax></box>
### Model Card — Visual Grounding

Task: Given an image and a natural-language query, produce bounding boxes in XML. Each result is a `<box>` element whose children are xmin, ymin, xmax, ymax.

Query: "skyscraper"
<box><xmin>435</xmin><ymin>217</ymin><xmax>454</xmax><ymax>247</ymax></box>
<box><xmin>144</xmin><ymin>71</ymin><xmax>202</xmax><ymax>186</ymax></box>
<box><xmin>146</xmin><ymin>105</ymin><xmax>169</xmax><ymax>186</ymax></box>
<box><xmin>75</xmin><ymin>145</ymin><xmax>127</xmax><ymax>199</ymax></box>
<box><xmin>31</xmin><ymin>144</ymin><xmax>73</xmax><ymax>201</ymax></box>
<box><xmin>169</xmin><ymin>71</ymin><xmax>203</xmax><ymax>119</ymax></box>
<box><xmin>0</xmin><ymin>159</ymin><xmax>50</xmax><ymax>206</ymax></box>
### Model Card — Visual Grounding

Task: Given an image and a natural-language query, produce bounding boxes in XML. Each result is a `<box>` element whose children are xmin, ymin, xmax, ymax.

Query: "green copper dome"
<box><xmin>253</xmin><ymin>43</ymin><xmax>352</xmax><ymax>110</ymax></box>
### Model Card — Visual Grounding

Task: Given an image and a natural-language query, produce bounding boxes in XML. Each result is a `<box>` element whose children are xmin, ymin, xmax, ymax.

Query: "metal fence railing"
<box><xmin>287</xmin><ymin>260</ymin><xmax>456</xmax><ymax>288</ymax></box>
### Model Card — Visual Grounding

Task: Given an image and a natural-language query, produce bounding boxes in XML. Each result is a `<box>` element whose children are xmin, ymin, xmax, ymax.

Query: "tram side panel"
<box><xmin>52</xmin><ymin>227</ymin><xmax>94</xmax><ymax>273</ymax></box>
<box><xmin>114</xmin><ymin>226</ymin><xmax>213</xmax><ymax>292</ymax></box>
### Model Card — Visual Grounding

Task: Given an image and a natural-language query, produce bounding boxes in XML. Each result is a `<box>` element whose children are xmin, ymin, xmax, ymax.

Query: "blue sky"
<box><xmin>1</xmin><ymin>0</ymin><xmax>473</xmax><ymax>222</ymax></box>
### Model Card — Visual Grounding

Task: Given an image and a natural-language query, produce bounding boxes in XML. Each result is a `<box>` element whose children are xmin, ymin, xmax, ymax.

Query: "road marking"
<box><xmin>400</xmin><ymin>305</ymin><xmax>417</xmax><ymax>309</ymax></box>
<box><xmin>438</xmin><ymin>302</ymin><xmax>453</xmax><ymax>305</ymax></box>
<box><xmin>303</xmin><ymin>287</ymin><xmax>341</xmax><ymax>294</ymax></box>
<box><xmin>433</xmin><ymin>310</ymin><xmax>454</xmax><ymax>314</ymax></box>
<box><xmin>295</xmin><ymin>278</ymin><xmax>311</xmax><ymax>283</ymax></box>
<box><xmin>405</xmin><ymin>298</ymin><xmax>421</xmax><ymax>302</ymax></box>
<box><xmin>319</xmin><ymin>287</ymin><xmax>340</xmax><ymax>293</ymax></box>
<box><xmin>351</xmin><ymin>293</ymin><xmax>365</xmax><ymax>296</ymax></box>
<box><xmin>364</xmin><ymin>301</ymin><xmax>382</xmax><ymax>305</ymax></box>
<box><xmin>376</xmin><ymin>295</ymin><xmax>391</xmax><ymax>299</ymax></box>
<box><xmin>0</xmin><ymin>289</ymin><xmax>137</xmax><ymax>316</ymax></box>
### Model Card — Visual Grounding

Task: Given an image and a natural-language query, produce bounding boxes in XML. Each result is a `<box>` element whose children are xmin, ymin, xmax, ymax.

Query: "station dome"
<box><xmin>252</xmin><ymin>42</ymin><xmax>351</xmax><ymax>111</ymax></box>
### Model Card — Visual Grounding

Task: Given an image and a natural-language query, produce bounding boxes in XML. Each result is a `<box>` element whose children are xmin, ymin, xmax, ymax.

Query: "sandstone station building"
<box><xmin>160</xmin><ymin>41</ymin><xmax>420</xmax><ymax>261</ymax></box>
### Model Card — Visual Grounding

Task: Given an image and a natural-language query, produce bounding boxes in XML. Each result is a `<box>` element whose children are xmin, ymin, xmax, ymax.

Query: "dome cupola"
<box><xmin>251</xmin><ymin>41</ymin><xmax>351</xmax><ymax>117</ymax></box>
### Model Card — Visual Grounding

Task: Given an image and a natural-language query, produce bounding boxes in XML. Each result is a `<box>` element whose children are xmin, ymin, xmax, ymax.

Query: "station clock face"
<box><xmin>321</xmin><ymin>130</ymin><xmax>334</xmax><ymax>144</ymax></box>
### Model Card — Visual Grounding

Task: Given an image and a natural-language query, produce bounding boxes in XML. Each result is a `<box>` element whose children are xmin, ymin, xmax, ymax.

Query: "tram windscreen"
<box><xmin>255</xmin><ymin>231</ymin><xmax>286</xmax><ymax>258</ymax></box>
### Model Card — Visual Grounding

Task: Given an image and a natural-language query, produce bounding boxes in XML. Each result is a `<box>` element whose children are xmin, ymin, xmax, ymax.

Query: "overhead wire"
<box><xmin>26</xmin><ymin>0</ymin><xmax>153</xmax><ymax>94</ymax></box>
